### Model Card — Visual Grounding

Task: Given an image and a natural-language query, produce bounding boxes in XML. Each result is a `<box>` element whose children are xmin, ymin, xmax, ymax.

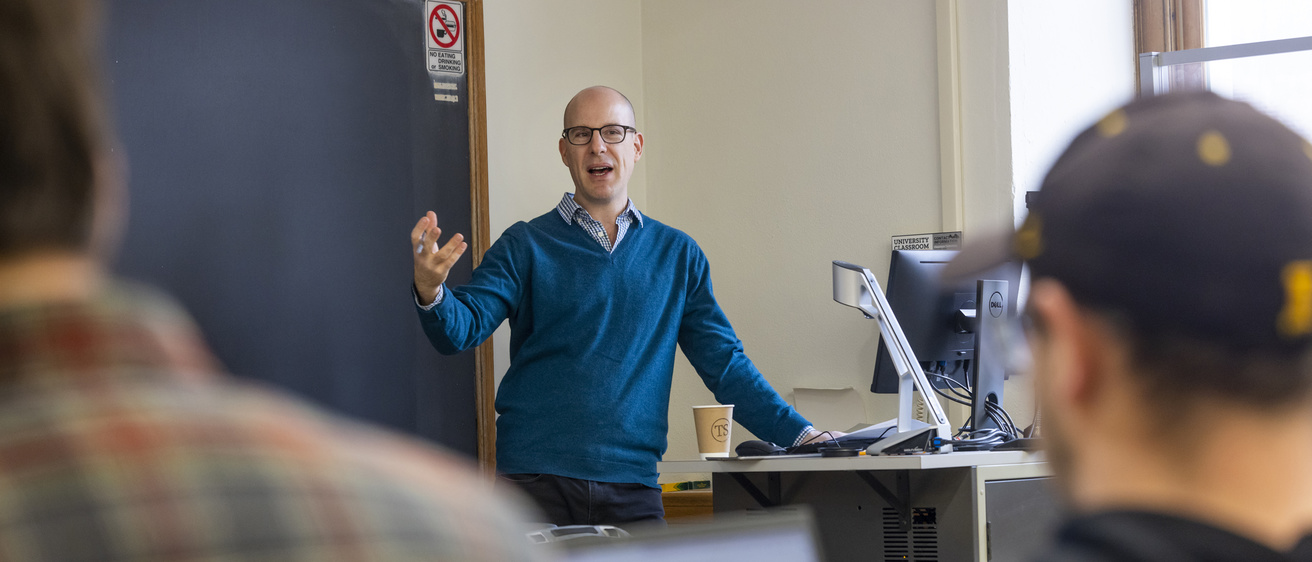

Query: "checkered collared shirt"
<box><xmin>554</xmin><ymin>192</ymin><xmax>644</xmax><ymax>252</ymax></box>
<box><xmin>0</xmin><ymin>282</ymin><xmax>544</xmax><ymax>561</ymax></box>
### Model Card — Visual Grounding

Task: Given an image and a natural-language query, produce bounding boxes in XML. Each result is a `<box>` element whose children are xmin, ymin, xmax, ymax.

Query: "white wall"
<box><xmin>1008</xmin><ymin>0</ymin><xmax>1135</xmax><ymax>225</ymax></box>
<box><xmin>1001</xmin><ymin>1</ymin><xmax>1134</xmax><ymax>425</ymax></box>
<box><xmin>482</xmin><ymin>0</ymin><xmax>646</xmax><ymax>388</ymax></box>
<box><xmin>945</xmin><ymin>1</ymin><xmax>1016</xmax><ymax>245</ymax></box>
<box><xmin>641</xmin><ymin>1</ymin><xmax>944</xmax><ymax>468</ymax></box>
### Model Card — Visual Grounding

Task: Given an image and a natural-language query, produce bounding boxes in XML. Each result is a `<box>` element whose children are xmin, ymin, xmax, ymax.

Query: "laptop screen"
<box><xmin>559</xmin><ymin>510</ymin><xmax>823</xmax><ymax>562</ymax></box>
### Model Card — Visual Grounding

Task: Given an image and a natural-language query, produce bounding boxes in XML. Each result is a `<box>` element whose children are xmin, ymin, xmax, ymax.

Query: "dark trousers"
<box><xmin>498</xmin><ymin>473</ymin><xmax>665</xmax><ymax>528</ymax></box>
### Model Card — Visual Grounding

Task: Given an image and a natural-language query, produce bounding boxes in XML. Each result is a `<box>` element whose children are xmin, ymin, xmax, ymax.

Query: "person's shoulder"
<box><xmin>0</xmin><ymin>374</ymin><xmax>545</xmax><ymax>561</ymax></box>
<box><xmin>499</xmin><ymin>210</ymin><xmax>570</xmax><ymax>240</ymax></box>
<box><xmin>525</xmin><ymin>208</ymin><xmax>565</xmax><ymax>229</ymax></box>
<box><xmin>636</xmin><ymin>213</ymin><xmax>698</xmax><ymax>247</ymax></box>
<box><xmin>485</xmin><ymin>214</ymin><xmax>556</xmax><ymax>256</ymax></box>
<box><xmin>180</xmin><ymin>381</ymin><xmax>547</xmax><ymax>558</ymax></box>
<box><xmin>1034</xmin><ymin>510</ymin><xmax>1291</xmax><ymax>562</ymax></box>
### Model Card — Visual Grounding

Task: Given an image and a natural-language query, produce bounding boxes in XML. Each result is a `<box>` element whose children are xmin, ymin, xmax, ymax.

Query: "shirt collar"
<box><xmin>555</xmin><ymin>192</ymin><xmax>644</xmax><ymax>227</ymax></box>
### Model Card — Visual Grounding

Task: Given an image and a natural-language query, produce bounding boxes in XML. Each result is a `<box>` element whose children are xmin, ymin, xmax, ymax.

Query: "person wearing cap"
<box><xmin>948</xmin><ymin>91</ymin><xmax>1312</xmax><ymax>560</ymax></box>
<box><xmin>409</xmin><ymin>86</ymin><xmax>841</xmax><ymax>527</ymax></box>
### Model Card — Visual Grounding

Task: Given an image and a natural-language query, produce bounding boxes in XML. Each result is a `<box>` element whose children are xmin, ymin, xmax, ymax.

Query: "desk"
<box><xmin>659</xmin><ymin>451</ymin><xmax>1058</xmax><ymax>561</ymax></box>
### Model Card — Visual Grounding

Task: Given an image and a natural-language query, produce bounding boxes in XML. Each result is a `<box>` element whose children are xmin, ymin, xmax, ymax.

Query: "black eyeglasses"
<box><xmin>562</xmin><ymin>125</ymin><xmax>637</xmax><ymax>145</ymax></box>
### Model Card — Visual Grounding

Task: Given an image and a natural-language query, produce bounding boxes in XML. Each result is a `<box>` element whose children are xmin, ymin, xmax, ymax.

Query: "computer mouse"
<box><xmin>735</xmin><ymin>439</ymin><xmax>786</xmax><ymax>457</ymax></box>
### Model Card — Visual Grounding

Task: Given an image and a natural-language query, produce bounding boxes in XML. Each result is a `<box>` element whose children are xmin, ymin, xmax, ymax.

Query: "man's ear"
<box><xmin>631</xmin><ymin>131</ymin><xmax>643</xmax><ymax>162</ymax></box>
<box><xmin>559</xmin><ymin>137</ymin><xmax>568</xmax><ymax>165</ymax></box>
<box><xmin>1028</xmin><ymin>279</ymin><xmax>1108</xmax><ymax>408</ymax></box>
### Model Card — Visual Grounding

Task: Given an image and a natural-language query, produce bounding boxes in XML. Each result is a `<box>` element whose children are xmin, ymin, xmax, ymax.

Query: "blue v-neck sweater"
<box><xmin>417</xmin><ymin>210</ymin><xmax>810</xmax><ymax>487</ymax></box>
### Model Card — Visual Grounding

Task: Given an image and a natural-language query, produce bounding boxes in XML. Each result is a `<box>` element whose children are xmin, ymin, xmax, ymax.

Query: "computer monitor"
<box><xmin>871</xmin><ymin>250</ymin><xmax>1023</xmax><ymax>432</ymax></box>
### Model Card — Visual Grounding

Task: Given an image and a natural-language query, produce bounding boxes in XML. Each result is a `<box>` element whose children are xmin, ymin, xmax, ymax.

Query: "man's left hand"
<box><xmin>800</xmin><ymin>429</ymin><xmax>848</xmax><ymax>445</ymax></box>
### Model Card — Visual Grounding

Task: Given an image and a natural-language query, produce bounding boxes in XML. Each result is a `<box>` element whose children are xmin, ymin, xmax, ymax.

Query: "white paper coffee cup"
<box><xmin>693</xmin><ymin>404</ymin><xmax>734</xmax><ymax>459</ymax></box>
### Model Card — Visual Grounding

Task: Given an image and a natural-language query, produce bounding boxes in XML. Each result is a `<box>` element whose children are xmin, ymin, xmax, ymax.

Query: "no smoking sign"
<box><xmin>425</xmin><ymin>1</ymin><xmax>464</xmax><ymax>76</ymax></box>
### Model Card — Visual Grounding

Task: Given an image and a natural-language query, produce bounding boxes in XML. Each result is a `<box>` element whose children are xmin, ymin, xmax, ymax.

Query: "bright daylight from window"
<box><xmin>1205</xmin><ymin>0</ymin><xmax>1312</xmax><ymax>139</ymax></box>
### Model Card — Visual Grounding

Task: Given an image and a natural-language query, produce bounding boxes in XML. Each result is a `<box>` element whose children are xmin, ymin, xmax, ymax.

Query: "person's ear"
<box><xmin>631</xmin><ymin>131</ymin><xmax>643</xmax><ymax>162</ymax></box>
<box><xmin>559</xmin><ymin>137</ymin><xmax>568</xmax><ymax>165</ymax></box>
<box><xmin>1027</xmin><ymin>279</ymin><xmax>1108</xmax><ymax>409</ymax></box>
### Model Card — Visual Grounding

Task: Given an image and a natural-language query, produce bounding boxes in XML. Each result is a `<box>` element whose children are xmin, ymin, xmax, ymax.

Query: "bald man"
<box><xmin>411</xmin><ymin>87</ymin><xmax>831</xmax><ymax>526</ymax></box>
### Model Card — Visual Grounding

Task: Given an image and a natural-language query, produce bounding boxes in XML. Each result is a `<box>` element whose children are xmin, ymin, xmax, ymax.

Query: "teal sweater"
<box><xmin>417</xmin><ymin>210</ymin><xmax>810</xmax><ymax>487</ymax></box>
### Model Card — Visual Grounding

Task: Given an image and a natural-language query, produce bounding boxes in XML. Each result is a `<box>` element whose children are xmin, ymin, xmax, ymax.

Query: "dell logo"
<box><xmin>989</xmin><ymin>292</ymin><xmax>1005</xmax><ymax>318</ymax></box>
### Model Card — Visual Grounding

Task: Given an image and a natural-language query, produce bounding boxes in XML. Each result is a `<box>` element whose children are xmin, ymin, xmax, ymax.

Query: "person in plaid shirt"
<box><xmin>0</xmin><ymin>0</ymin><xmax>547</xmax><ymax>560</ymax></box>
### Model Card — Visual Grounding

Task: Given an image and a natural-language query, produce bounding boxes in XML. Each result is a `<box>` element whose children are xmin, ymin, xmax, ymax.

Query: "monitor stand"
<box><xmin>971</xmin><ymin>279</ymin><xmax>1009</xmax><ymax>434</ymax></box>
<box><xmin>828</xmin><ymin>419</ymin><xmax>936</xmax><ymax>455</ymax></box>
<box><xmin>865</xmin><ymin>425</ymin><xmax>937</xmax><ymax>455</ymax></box>
<box><xmin>831</xmin><ymin>261</ymin><xmax>955</xmax><ymax>450</ymax></box>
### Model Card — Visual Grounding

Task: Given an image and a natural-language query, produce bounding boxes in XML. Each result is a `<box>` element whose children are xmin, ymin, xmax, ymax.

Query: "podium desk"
<box><xmin>659</xmin><ymin>451</ymin><xmax>1058</xmax><ymax>561</ymax></box>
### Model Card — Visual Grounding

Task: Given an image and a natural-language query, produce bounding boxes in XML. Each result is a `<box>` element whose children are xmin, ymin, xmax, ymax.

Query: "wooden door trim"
<box><xmin>463</xmin><ymin>0</ymin><xmax>496</xmax><ymax>473</ymax></box>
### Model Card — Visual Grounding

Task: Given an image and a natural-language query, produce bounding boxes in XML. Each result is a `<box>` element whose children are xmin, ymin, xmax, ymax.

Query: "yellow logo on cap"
<box><xmin>1198</xmin><ymin>131</ymin><xmax>1232</xmax><ymax>167</ymax></box>
<box><xmin>1278</xmin><ymin>261</ymin><xmax>1312</xmax><ymax>338</ymax></box>
<box><xmin>1096</xmin><ymin>109</ymin><xmax>1128</xmax><ymax>138</ymax></box>
<box><xmin>1015</xmin><ymin>214</ymin><xmax>1043</xmax><ymax>260</ymax></box>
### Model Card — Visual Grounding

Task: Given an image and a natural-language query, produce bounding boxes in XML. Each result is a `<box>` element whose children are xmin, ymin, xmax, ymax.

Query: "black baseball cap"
<box><xmin>945</xmin><ymin>91</ymin><xmax>1312</xmax><ymax>355</ymax></box>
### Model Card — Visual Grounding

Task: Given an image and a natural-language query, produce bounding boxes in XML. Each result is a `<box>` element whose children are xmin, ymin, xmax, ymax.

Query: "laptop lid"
<box><xmin>557</xmin><ymin>508</ymin><xmax>823</xmax><ymax>562</ymax></box>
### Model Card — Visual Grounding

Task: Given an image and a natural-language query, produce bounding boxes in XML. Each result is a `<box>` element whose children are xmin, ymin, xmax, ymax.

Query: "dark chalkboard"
<box><xmin>104</xmin><ymin>0</ymin><xmax>479</xmax><ymax>456</ymax></box>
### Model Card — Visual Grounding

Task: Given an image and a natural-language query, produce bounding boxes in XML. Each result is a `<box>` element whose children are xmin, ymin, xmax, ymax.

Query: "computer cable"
<box><xmin>984</xmin><ymin>408</ymin><xmax>1015</xmax><ymax>439</ymax></box>
<box><xmin>983</xmin><ymin>402</ymin><xmax>1019</xmax><ymax>438</ymax></box>
<box><xmin>985</xmin><ymin>400</ymin><xmax>1020</xmax><ymax>438</ymax></box>
<box><xmin>927</xmin><ymin>372</ymin><xmax>986</xmax><ymax>437</ymax></box>
<box><xmin>924</xmin><ymin>372</ymin><xmax>973</xmax><ymax>406</ymax></box>
<box><xmin>926</xmin><ymin>370</ymin><xmax>1024</xmax><ymax>439</ymax></box>
<box><xmin>945</xmin><ymin>427</ymin><xmax>1011</xmax><ymax>450</ymax></box>
<box><xmin>935</xmin><ymin>373</ymin><xmax>975</xmax><ymax>402</ymax></box>
<box><xmin>957</xmin><ymin>361</ymin><xmax>1021</xmax><ymax>438</ymax></box>
<box><xmin>925</xmin><ymin>372</ymin><xmax>989</xmax><ymax>437</ymax></box>
<box><xmin>923</xmin><ymin>372</ymin><xmax>969</xmax><ymax>402</ymax></box>
<box><xmin>785</xmin><ymin>428</ymin><xmax>894</xmax><ymax>455</ymax></box>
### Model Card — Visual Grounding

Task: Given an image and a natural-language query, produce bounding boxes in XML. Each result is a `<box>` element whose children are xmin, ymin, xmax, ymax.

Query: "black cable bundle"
<box><xmin>923</xmin><ymin>367</ymin><xmax>1022</xmax><ymax>450</ymax></box>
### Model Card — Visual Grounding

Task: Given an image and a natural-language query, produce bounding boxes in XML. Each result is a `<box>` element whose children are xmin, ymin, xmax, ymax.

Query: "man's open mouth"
<box><xmin>588</xmin><ymin>165</ymin><xmax>613</xmax><ymax>176</ymax></box>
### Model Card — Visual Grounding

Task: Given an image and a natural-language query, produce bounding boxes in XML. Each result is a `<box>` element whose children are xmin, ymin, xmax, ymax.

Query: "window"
<box><xmin>1136</xmin><ymin>0</ymin><xmax>1312</xmax><ymax>138</ymax></box>
<box><xmin>1205</xmin><ymin>0</ymin><xmax>1312</xmax><ymax>138</ymax></box>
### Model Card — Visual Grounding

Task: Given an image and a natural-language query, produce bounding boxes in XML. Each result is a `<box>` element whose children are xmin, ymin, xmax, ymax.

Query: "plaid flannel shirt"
<box><xmin>0</xmin><ymin>282</ymin><xmax>545</xmax><ymax>561</ymax></box>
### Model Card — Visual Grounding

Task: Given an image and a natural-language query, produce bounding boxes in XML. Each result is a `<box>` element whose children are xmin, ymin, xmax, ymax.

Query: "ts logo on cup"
<box><xmin>712</xmin><ymin>418</ymin><xmax>731</xmax><ymax>442</ymax></box>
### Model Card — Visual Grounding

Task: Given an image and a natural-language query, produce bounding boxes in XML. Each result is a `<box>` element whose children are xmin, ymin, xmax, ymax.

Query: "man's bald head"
<box><xmin>563</xmin><ymin>86</ymin><xmax>636</xmax><ymax>128</ymax></box>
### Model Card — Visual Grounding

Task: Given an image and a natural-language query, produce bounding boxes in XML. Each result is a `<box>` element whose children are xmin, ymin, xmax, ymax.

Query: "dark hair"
<box><xmin>0</xmin><ymin>0</ymin><xmax>106</xmax><ymax>257</ymax></box>
<box><xmin>1120</xmin><ymin>315</ymin><xmax>1312</xmax><ymax>410</ymax></box>
<box><xmin>1029</xmin><ymin>299</ymin><xmax>1312</xmax><ymax>411</ymax></box>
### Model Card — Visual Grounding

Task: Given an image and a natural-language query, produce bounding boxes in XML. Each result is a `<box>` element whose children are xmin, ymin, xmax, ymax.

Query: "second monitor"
<box><xmin>872</xmin><ymin>250</ymin><xmax>1024</xmax><ymax>434</ymax></box>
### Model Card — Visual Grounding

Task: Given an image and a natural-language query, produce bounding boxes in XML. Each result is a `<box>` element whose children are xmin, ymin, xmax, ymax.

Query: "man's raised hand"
<box><xmin>411</xmin><ymin>211</ymin><xmax>467</xmax><ymax>305</ymax></box>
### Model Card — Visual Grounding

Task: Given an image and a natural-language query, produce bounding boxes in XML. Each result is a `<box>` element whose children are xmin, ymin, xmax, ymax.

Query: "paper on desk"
<box><xmin>792</xmin><ymin>387</ymin><xmax>868</xmax><ymax>433</ymax></box>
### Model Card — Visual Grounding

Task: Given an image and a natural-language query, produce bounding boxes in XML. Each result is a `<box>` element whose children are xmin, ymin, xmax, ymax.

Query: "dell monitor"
<box><xmin>872</xmin><ymin>250</ymin><xmax>1023</xmax><ymax>433</ymax></box>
